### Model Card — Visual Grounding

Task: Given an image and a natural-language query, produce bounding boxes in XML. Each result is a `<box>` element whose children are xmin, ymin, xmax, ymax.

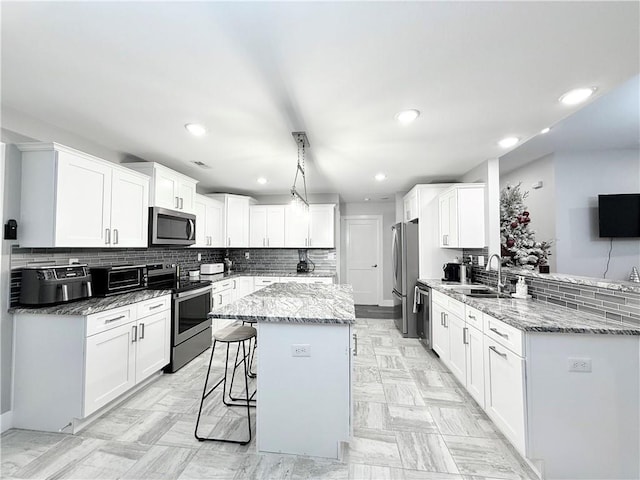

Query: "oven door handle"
<box><xmin>174</xmin><ymin>286</ymin><xmax>212</xmax><ymax>299</ymax></box>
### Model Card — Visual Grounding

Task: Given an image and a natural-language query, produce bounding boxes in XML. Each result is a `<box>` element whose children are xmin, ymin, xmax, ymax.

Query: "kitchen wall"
<box><xmin>500</xmin><ymin>153</ymin><xmax>557</xmax><ymax>271</ymax></box>
<box><xmin>501</xmin><ymin>148</ymin><xmax>640</xmax><ymax>280</ymax></box>
<box><xmin>340</xmin><ymin>201</ymin><xmax>395</xmax><ymax>304</ymax></box>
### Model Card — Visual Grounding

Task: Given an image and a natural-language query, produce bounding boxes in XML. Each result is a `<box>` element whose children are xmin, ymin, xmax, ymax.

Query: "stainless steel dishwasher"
<box><xmin>413</xmin><ymin>281</ymin><xmax>431</xmax><ymax>350</ymax></box>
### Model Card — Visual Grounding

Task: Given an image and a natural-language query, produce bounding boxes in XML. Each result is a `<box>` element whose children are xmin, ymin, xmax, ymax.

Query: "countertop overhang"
<box><xmin>422</xmin><ymin>279</ymin><xmax>640</xmax><ymax>336</ymax></box>
<box><xmin>209</xmin><ymin>283</ymin><xmax>355</xmax><ymax>325</ymax></box>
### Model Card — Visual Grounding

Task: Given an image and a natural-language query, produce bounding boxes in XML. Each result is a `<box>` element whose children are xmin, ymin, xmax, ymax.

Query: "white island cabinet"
<box><xmin>429</xmin><ymin>285</ymin><xmax>640</xmax><ymax>480</ymax></box>
<box><xmin>209</xmin><ymin>283</ymin><xmax>355</xmax><ymax>459</ymax></box>
<box><xmin>12</xmin><ymin>294</ymin><xmax>171</xmax><ymax>433</ymax></box>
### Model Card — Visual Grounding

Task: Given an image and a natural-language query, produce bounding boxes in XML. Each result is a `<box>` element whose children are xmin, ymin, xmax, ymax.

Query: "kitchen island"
<box><xmin>421</xmin><ymin>279</ymin><xmax>640</xmax><ymax>480</ymax></box>
<box><xmin>209</xmin><ymin>283</ymin><xmax>355</xmax><ymax>459</ymax></box>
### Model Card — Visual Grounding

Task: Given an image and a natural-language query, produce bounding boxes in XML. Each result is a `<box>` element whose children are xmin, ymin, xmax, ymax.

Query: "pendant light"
<box><xmin>290</xmin><ymin>131</ymin><xmax>310</xmax><ymax>212</ymax></box>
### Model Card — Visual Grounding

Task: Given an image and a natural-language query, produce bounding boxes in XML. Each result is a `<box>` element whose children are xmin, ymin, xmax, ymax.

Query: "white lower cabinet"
<box><xmin>431</xmin><ymin>302</ymin><xmax>449</xmax><ymax>359</ymax></box>
<box><xmin>446</xmin><ymin>312</ymin><xmax>467</xmax><ymax>384</ymax></box>
<box><xmin>483</xmin><ymin>333</ymin><xmax>525</xmax><ymax>452</ymax></box>
<box><xmin>13</xmin><ymin>295</ymin><xmax>171</xmax><ymax>433</ymax></box>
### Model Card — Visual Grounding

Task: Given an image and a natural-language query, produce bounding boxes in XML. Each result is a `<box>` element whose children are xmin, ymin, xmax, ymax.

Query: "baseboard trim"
<box><xmin>378</xmin><ymin>300</ymin><xmax>394</xmax><ymax>307</ymax></box>
<box><xmin>1</xmin><ymin>410</ymin><xmax>13</xmax><ymax>433</ymax></box>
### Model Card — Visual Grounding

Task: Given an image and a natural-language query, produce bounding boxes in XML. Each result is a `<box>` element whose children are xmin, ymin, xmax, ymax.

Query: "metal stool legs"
<box><xmin>194</xmin><ymin>329</ymin><xmax>255</xmax><ymax>445</ymax></box>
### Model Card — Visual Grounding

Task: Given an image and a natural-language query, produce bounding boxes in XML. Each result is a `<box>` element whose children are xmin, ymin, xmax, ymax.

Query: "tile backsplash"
<box><xmin>463</xmin><ymin>248</ymin><xmax>640</xmax><ymax>327</ymax></box>
<box><xmin>10</xmin><ymin>246</ymin><xmax>336</xmax><ymax>306</ymax></box>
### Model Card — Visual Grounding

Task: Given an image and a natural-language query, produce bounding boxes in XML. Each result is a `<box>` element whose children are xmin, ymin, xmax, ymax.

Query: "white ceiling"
<box><xmin>500</xmin><ymin>74</ymin><xmax>640</xmax><ymax>173</ymax></box>
<box><xmin>2</xmin><ymin>2</ymin><xmax>639</xmax><ymax>202</ymax></box>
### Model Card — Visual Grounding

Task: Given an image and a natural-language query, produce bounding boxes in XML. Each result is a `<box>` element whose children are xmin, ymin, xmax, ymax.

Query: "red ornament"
<box><xmin>506</xmin><ymin>239</ymin><xmax>515</xmax><ymax>247</ymax></box>
<box><xmin>523</xmin><ymin>217</ymin><xmax>531</xmax><ymax>224</ymax></box>
<box><xmin>511</xmin><ymin>221</ymin><xmax>518</xmax><ymax>228</ymax></box>
<box><xmin>523</xmin><ymin>211</ymin><xmax>530</xmax><ymax>217</ymax></box>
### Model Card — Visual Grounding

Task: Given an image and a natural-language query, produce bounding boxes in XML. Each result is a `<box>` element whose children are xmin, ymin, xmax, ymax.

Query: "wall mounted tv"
<box><xmin>598</xmin><ymin>194</ymin><xmax>640</xmax><ymax>238</ymax></box>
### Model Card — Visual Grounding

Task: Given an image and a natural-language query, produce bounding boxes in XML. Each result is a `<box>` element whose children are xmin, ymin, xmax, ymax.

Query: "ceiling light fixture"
<box><xmin>257</xmin><ymin>177</ymin><xmax>267</xmax><ymax>185</ymax></box>
<box><xmin>375</xmin><ymin>173</ymin><xmax>387</xmax><ymax>181</ymax></box>
<box><xmin>498</xmin><ymin>137</ymin><xmax>519</xmax><ymax>149</ymax></box>
<box><xmin>364</xmin><ymin>197</ymin><xmax>370</xmax><ymax>202</ymax></box>
<box><xmin>559</xmin><ymin>87</ymin><xmax>596</xmax><ymax>106</ymax></box>
<box><xmin>290</xmin><ymin>131</ymin><xmax>310</xmax><ymax>212</ymax></box>
<box><xmin>540</xmin><ymin>127</ymin><xmax>551</xmax><ymax>134</ymax></box>
<box><xmin>396</xmin><ymin>109</ymin><xmax>420</xmax><ymax>125</ymax></box>
<box><xmin>185</xmin><ymin>123</ymin><xmax>207</xmax><ymax>136</ymax></box>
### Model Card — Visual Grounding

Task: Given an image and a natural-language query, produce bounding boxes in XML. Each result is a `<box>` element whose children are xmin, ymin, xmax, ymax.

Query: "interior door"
<box><xmin>344</xmin><ymin>218</ymin><xmax>379</xmax><ymax>305</ymax></box>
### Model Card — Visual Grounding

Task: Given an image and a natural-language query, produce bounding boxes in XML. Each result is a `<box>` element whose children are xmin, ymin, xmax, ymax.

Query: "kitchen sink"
<box><xmin>440</xmin><ymin>284</ymin><xmax>511</xmax><ymax>298</ymax></box>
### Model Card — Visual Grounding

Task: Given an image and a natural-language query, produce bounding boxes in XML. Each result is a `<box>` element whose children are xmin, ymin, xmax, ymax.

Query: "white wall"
<box><xmin>554</xmin><ymin>148</ymin><xmax>640</xmax><ymax>280</ymax></box>
<box><xmin>340</xmin><ymin>201</ymin><xmax>395</xmax><ymax>302</ymax></box>
<box><xmin>1</xmin><ymin>142</ymin><xmax>22</xmax><ymax>421</ymax></box>
<box><xmin>500</xmin><ymin>153</ymin><xmax>557</xmax><ymax>271</ymax></box>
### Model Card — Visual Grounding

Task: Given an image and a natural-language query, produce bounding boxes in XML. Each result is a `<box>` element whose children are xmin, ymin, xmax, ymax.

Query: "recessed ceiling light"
<box><xmin>559</xmin><ymin>87</ymin><xmax>596</xmax><ymax>106</ymax></box>
<box><xmin>395</xmin><ymin>109</ymin><xmax>420</xmax><ymax>125</ymax></box>
<box><xmin>375</xmin><ymin>173</ymin><xmax>387</xmax><ymax>181</ymax></box>
<box><xmin>364</xmin><ymin>197</ymin><xmax>370</xmax><ymax>202</ymax></box>
<box><xmin>257</xmin><ymin>177</ymin><xmax>267</xmax><ymax>185</ymax></box>
<box><xmin>540</xmin><ymin>127</ymin><xmax>551</xmax><ymax>134</ymax></box>
<box><xmin>185</xmin><ymin>123</ymin><xmax>207</xmax><ymax>136</ymax></box>
<box><xmin>498</xmin><ymin>137</ymin><xmax>519</xmax><ymax>149</ymax></box>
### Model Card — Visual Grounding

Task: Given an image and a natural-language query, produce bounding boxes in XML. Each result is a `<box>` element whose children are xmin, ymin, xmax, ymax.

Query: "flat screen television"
<box><xmin>598</xmin><ymin>194</ymin><xmax>640</xmax><ymax>237</ymax></box>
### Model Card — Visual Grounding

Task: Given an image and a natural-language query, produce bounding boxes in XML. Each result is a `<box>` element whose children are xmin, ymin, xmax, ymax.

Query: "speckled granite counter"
<box><xmin>215</xmin><ymin>270</ymin><xmax>337</xmax><ymax>279</ymax></box>
<box><xmin>208</xmin><ymin>283</ymin><xmax>355</xmax><ymax>325</ymax></box>
<box><xmin>503</xmin><ymin>268</ymin><xmax>640</xmax><ymax>294</ymax></box>
<box><xmin>9</xmin><ymin>289</ymin><xmax>171</xmax><ymax>316</ymax></box>
<box><xmin>421</xmin><ymin>279</ymin><xmax>640</xmax><ymax>335</ymax></box>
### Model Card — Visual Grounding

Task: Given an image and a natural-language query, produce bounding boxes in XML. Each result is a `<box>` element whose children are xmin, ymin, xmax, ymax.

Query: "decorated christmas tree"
<box><xmin>500</xmin><ymin>183</ymin><xmax>552</xmax><ymax>269</ymax></box>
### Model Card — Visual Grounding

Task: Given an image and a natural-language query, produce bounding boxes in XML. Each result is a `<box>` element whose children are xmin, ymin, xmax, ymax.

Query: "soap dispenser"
<box><xmin>516</xmin><ymin>276</ymin><xmax>528</xmax><ymax>297</ymax></box>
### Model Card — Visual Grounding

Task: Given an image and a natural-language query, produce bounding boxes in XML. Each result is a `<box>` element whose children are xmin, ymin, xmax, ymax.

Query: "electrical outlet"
<box><xmin>69</xmin><ymin>258</ymin><xmax>79</xmax><ymax>265</ymax></box>
<box><xmin>291</xmin><ymin>344</ymin><xmax>311</xmax><ymax>357</ymax></box>
<box><xmin>245</xmin><ymin>251</ymin><xmax>250</xmax><ymax>259</ymax></box>
<box><xmin>568</xmin><ymin>358</ymin><xmax>592</xmax><ymax>372</ymax></box>
<box><xmin>327</xmin><ymin>252</ymin><xmax>336</xmax><ymax>260</ymax></box>
<box><xmin>478</xmin><ymin>255</ymin><xmax>485</xmax><ymax>267</ymax></box>
<box><xmin>197</xmin><ymin>253</ymin><xmax>202</xmax><ymax>261</ymax></box>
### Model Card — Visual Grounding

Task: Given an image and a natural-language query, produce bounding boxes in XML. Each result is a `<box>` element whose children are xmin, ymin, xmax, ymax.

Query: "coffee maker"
<box><xmin>443</xmin><ymin>262</ymin><xmax>469</xmax><ymax>283</ymax></box>
<box><xmin>297</xmin><ymin>249</ymin><xmax>309</xmax><ymax>273</ymax></box>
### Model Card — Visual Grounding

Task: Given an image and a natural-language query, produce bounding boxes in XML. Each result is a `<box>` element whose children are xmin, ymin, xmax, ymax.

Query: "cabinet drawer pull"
<box><xmin>105</xmin><ymin>314</ymin><xmax>126</xmax><ymax>324</ymax></box>
<box><xmin>489</xmin><ymin>345</ymin><xmax>507</xmax><ymax>358</ymax></box>
<box><xmin>463</xmin><ymin>327</ymin><xmax>469</xmax><ymax>345</ymax></box>
<box><xmin>139</xmin><ymin>323</ymin><xmax>145</xmax><ymax>340</ymax></box>
<box><xmin>468</xmin><ymin>314</ymin><xmax>476</xmax><ymax>320</ymax></box>
<box><xmin>149</xmin><ymin>303</ymin><xmax>163</xmax><ymax>310</ymax></box>
<box><xmin>179</xmin><ymin>197</ymin><xmax>184</xmax><ymax>210</ymax></box>
<box><xmin>132</xmin><ymin>325</ymin><xmax>137</xmax><ymax>343</ymax></box>
<box><xmin>219</xmin><ymin>294</ymin><xmax>223</xmax><ymax>303</ymax></box>
<box><xmin>175</xmin><ymin>197</ymin><xmax>180</xmax><ymax>209</ymax></box>
<box><xmin>113</xmin><ymin>228</ymin><xmax>119</xmax><ymax>245</ymax></box>
<box><xmin>353</xmin><ymin>333</ymin><xmax>358</xmax><ymax>356</ymax></box>
<box><xmin>489</xmin><ymin>327</ymin><xmax>509</xmax><ymax>339</ymax></box>
<box><xmin>105</xmin><ymin>228</ymin><xmax>111</xmax><ymax>245</ymax></box>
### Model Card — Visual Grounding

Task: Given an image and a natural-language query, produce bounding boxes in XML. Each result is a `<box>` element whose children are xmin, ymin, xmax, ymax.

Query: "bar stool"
<box><xmin>194</xmin><ymin>324</ymin><xmax>256</xmax><ymax>445</ymax></box>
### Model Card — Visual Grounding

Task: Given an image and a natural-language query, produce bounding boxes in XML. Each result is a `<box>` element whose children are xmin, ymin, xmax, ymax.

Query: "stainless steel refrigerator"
<box><xmin>391</xmin><ymin>221</ymin><xmax>419</xmax><ymax>337</ymax></box>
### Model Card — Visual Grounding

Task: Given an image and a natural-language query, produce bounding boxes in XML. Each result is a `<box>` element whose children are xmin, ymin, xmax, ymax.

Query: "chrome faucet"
<box><xmin>486</xmin><ymin>254</ymin><xmax>505</xmax><ymax>293</ymax></box>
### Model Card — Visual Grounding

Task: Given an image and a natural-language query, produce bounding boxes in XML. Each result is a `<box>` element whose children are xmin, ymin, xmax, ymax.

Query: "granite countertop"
<box><xmin>209</xmin><ymin>283</ymin><xmax>355</xmax><ymax>325</ymax></box>
<box><xmin>220</xmin><ymin>270</ymin><xmax>337</xmax><ymax>279</ymax></box>
<box><xmin>421</xmin><ymin>279</ymin><xmax>640</xmax><ymax>336</ymax></box>
<box><xmin>502</xmin><ymin>267</ymin><xmax>640</xmax><ymax>294</ymax></box>
<box><xmin>10</xmin><ymin>289</ymin><xmax>172</xmax><ymax>316</ymax></box>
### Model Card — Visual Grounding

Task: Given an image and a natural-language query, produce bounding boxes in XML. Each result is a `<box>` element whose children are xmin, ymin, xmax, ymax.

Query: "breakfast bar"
<box><xmin>208</xmin><ymin>283</ymin><xmax>356</xmax><ymax>459</ymax></box>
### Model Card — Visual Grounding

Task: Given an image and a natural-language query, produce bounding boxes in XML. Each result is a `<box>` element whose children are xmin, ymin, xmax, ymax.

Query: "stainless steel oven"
<box><xmin>170</xmin><ymin>285</ymin><xmax>212</xmax><ymax>372</ymax></box>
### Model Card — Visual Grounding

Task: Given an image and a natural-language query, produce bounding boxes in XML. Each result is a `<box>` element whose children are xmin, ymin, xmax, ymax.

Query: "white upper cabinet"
<box><xmin>18</xmin><ymin>143</ymin><xmax>149</xmax><ymax>248</ymax></box>
<box><xmin>250</xmin><ymin>205</ymin><xmax>286</xmax><ymax>248</ymax></box>
<box><xmin>193</xmin><ymin>194</ymin><xmax>224</xmax><ymax>247</ymax></box>
<box><xmin>124</xmin><ymin>162</ymin><xmax>198</xmax><ymax>214</ymax></box>
<box><xmin>403</xmin><ymin>187</ymin><xmax>419</xmax><ymax>222</ymax></box>
<box><xmin>285</xmin><ymin>204</ymin><xmax>335</xmax><ymax>248</ymax></box>
<box><xmin>207</xmin><ymin>193</ymin><xmax>253</xmax><ymax>247</ymax></box>
<box><xmin>438</xmin><ymin>184</ymin><xmax>485</xmax><ymax>248</ymax></box>
<box><xmin>285</xmin><ymin>206</ymin><xmax>310</xmax><ymax>247</ymax></box>
<box><xmin>309</xmin><ymin>204</ymin><xmax>335</xmax><ymax>248</ymax></box>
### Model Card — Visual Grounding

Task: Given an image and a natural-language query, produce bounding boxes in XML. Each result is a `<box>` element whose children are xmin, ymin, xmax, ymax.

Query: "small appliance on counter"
<box><xmin>442</xmin><ymin>262</ymin><xmax>470</xmax><ymax>283</ymax></box>
<box><xmin>19</xmin><ymin>264</ymin><xmax>93</xmax><ymax>306</ymax></box>
<box><xmin>201</xmin><ymin>263</ymin><xmax>224</xmax><ymax>275</ymax></box>
<box><xmin>297</xmin><ymin>249</ymin><xmax>311</xmax><ymax>273</ymax></box>
<box><xmin>89</xmin><ymin>264</ymin><xmax>148</xmax><ymax>296</ymax></box>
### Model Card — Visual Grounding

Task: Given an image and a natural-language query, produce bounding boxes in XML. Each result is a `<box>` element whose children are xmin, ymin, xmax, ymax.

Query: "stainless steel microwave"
<box><xmin>149</xmin><ymin>207</ymin><xmax>196</xmax><ymax>246</ymax></box>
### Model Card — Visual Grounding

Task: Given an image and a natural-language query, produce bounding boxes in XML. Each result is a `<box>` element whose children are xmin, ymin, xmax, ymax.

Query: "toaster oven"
<box><xmin>89</xmin><ymin>264</ymin><xmax>148</xmax><ymax>296</ymax></box>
